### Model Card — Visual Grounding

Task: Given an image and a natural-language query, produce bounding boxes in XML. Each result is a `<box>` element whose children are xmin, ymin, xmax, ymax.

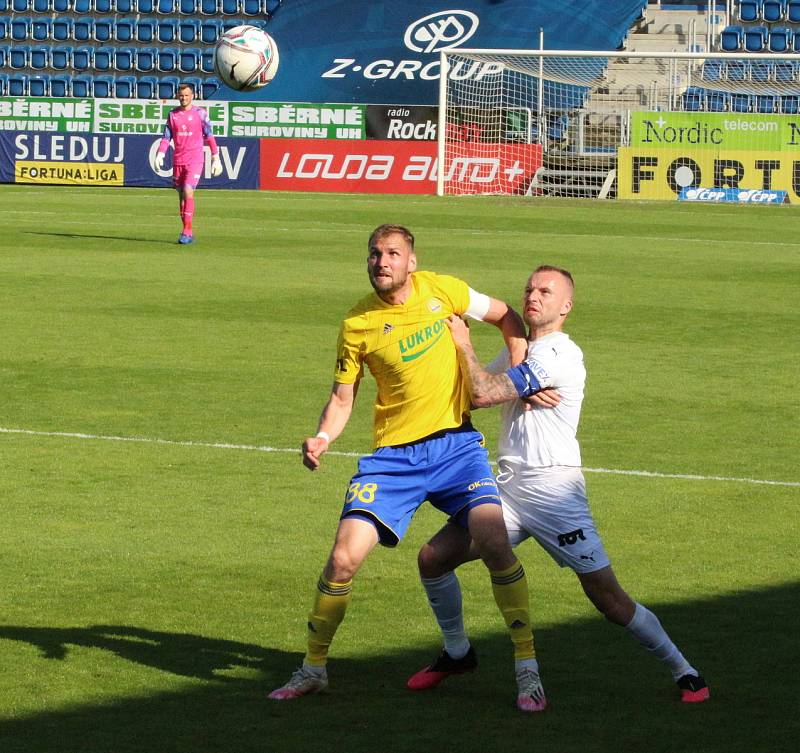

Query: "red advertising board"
<box><xmin>259</xmin><ymin>139</ymin><xmax>543</xmax><ymax>195</ymax></box>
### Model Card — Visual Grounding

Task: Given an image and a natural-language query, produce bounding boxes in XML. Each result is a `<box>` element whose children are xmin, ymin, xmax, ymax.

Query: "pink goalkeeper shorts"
<box><xmin>172</xmin><ymin>161</ymin><xmax>204</xmax><ymax>190</ymax></box>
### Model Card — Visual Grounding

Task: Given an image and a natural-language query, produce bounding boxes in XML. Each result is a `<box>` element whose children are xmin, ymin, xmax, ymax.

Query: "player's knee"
<box><xmin>417</xmin><ymin>543</ymin><xmax>448</xmax><ymax>579</ymax></box>
<box><xmin>325</xmin><ymin>549</ymin><xmax>360</xmax><ymax>582</ymax></box>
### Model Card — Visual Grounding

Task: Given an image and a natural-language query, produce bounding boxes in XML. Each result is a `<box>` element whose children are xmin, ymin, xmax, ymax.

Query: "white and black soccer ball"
<box><xmin>214</xmin><ymin>25</ymin><xmax>280</xmax><ymax>92</ymax></box>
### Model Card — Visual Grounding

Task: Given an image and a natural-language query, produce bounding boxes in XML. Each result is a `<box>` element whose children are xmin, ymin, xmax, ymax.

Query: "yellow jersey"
<box><xmin>334</xmin><ymin>271</ymin><xmax>473</xmax><ymax>447</ymax></box>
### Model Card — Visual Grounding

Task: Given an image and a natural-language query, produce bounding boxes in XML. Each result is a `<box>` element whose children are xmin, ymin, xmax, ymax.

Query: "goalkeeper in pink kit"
<box><xmin>155</xmin><ymin>83</ymin><xmax>222</xmax><ymax>245</ymax></box>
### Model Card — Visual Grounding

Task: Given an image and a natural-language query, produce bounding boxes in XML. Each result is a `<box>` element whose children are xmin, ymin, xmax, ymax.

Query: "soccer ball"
<box><xmin>214</xmin><ymin>25</ymin><xmax>280</xmax><ymax>92</ymax></box>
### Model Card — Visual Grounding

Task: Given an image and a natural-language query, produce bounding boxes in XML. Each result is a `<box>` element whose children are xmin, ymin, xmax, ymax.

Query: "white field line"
<box><xmin>1</xmin><ymin>426</ymin><xmax>798</xmax><ymax>489</ymax></box>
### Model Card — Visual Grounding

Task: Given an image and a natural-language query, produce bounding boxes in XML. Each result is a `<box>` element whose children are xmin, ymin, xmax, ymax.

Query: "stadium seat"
<box><xmin>199</xmin><ymin>0</ymin><xmax>218</xmax><ymax>13</ymax></box>
<box><xmin>0</xmin><ymin>0</ymin><xmax>6</xmax><ymax>10</ymax></box>
<box><xmin>50</xmin><ymin>44</ymin><xmax>73</xmax><ymax>69</ymax></box>
<box><xmin>720</xmin><ymin>25</ymin><xmax>744</xmax><ymax>51</ymax></box>
<box><xmin>135</xmin><ymin>0</ymin><xmax>155</xmax><ymax>10</ymax></box>
<box><xmin>52</xmin><ymin>18</ymin><xmax>73</xmax><ymax>41</ymax></box>
<box><xmin>200</xmin><ymin>47</ymin><xmax>214</xmax><ymax>72</ymax></box>
<box><xmin>72</xmin><ymin>45</ymin><xmax>94</xmax><ymax>69</ymax></box>
<box><xmin>744</xmin><ymin>26</ymin><xmax>768</xmax><ymax>52</ymax></box>
<box><xmin>0</xmin><ymin>18</ymin><xmax>7</xmax><ymax>40</ymax></box>
<box><xmin>179</xmin><ymin>46</ymin><xmax>201</xmax><ymax>72</ymax></box>
<box><xmin>29</xmin><ymin>44</ymin><xmax>50</xmax><ymax>69</ymax></box>
<box><xmin>50</xmin><ymin>72</ymin><xmax>72</xmax><ymax>97</ymax></box>
<box><xmin>750</xmin><ymin>60</ymin><xmax>773</xmax><ymax>82</ymax></box>
<box><xmin>242</xmin><ymin>0</ymin><xmax>261</xmax><ymax>15</ymax></box>
<box><xmin>780</xmin><ymin>94</ymin><xmax>800</xmax><ymax>113</ymax></box>
<box><xmin>789</xmin><ymin>0</ymin><xmax>800</xmax><ymax>22</ymax></box>
<box><xmin>726</xmin><ymin>59</ymin><xmax>748</xmax><ymax>82</ymax></box>
<box><xmin>774</xmin><ymin>59</ymin><xmax>798</xmax><ymax>82</ymax></box>
<box><xmin>179</xmin><ymin>18</ymin><xmax>201</xmax><ymax>43</ymax></box>
<box><xmin>114</xmin><ymin>45</ymin><xmax>135</xmax><ymax>70</ymax></box>
<box><xmin>184</xmin><ymin>75</ymin><xmax>203</xmax><ymax>96</ymax></box>
<box><xmin>9</xmin><ymin>44</ymin><xmax>30</xmax><ymax>69</ymax></box>
<box><xmin>156</xmin><ymin>0</ymin><xmax>175</xmax><ymax>12</ymax></box>
<box><xmin>136</xmin><ymin>18</ymin><xmax>157</xmax><ymax>42</ymax></box>
<box><xmin>71</xmin><ymin>73</ymin><xmax>93</xmax><ymax>96</ymax></box>
<box><xmin>220</xmin><ymin>0</ymin><xmax>239</xmax><ymax>14</ymax></box>
<box><xmin>705</xmin><ymin>90</ymin><xmax>730</xmax><ymax>112</ymax></box>
<box><xmin>755</xmin><ymin>94</ymin><xmax>778</xmax><ymax>113</ymax></box>
<box><xmin>157</xmin><ymin>46</ymin><xmax>178</xmax><ymax>71</ymax></box>
<box><xmin>135</xmin><ymin>45</ymin><xmax>158</xmax><ymax>70</ymax></box>
<box><xmin>8</xmin><ymin>73</ymin><xmax>30</xmax><ymax>96</ymax></box>
<box><xmin>179</xmin><ymin>0</ymin><xmax>198</xmax><ymax>12</ymax></box>
<box><xmin>73</xmin><ymin>0</ymin><xmax>90</xmax><ymax>10</ymax></box>
<box><xmin>32</xmin><ymin>0</ymin><xmax>51</xmax><ymax>11</ymax></box>
<box><xmin>114</xmin><ymin>74</ymin><xmax>137</xmax><ymax>98</ymax></box>
<box><xmin>116</xmin><ymin>0</ymin><xmax>134</xmax><ymax>11</ymax></box>
<box><xmin>0</xmin><ymin>73</ymin><xmax>8</xmax><ymax>97</ymax></box>
<box><xmin>222</xmin><ymin>17</ymin><xmax>246</xmax><ymax>32</ymax></box>
<box><xmin>201</xmin><ymin>76</ymin><xmax>221</xmax><ymax>99</ymax></box>
<box><xmin>12</xmin><ymin>0</ymin><xmax>30</xmax><ymax>11</ymax></box>
<box><xmin>94</xmin><ymin>16</ymin><xmax>115</xmax><ymax>42</ymax></box>
<box><xmin>738</xmin><ymin>0</ymin><xmax>762</xmax><ymax>21</ymax></box>
<box><xmin>730</xmin><ymin>92</ymin><xmax>751</xmax><ymax>112</ymax></box>
<box><xmin>681</xmin><ymin>86</ymin><xmax>704</xmax><ymax>111</ymax></box>
<box><xmin>701</xmin><ymin>59</ymin><xmax>726</xmax><ymax>82</ymax></box>
<box><xmin>73</xmin><ymin>17</ymin><xmax>95</xmax><ymax>42</ymax></box>
<box><xmin>762</xmin><ymin>0</ymin><xmax>787</xmax><ymax>22</ymax></box>
<box><xmin>52</xmin><ymin>0</ymin><xmax>71</xmax><ymax>10</ymax></box>
<box><xmin>793</xmin><ymin>28</ymin><xmax>800</xmax><ymax>51</ymax></box>
<box><xmin>0</xmin><ymin>45</ymin><xmax>7</xmax><ymax>68</ymax></box>
<box><xmin>200</xmin><ymin>18</ymin><xmax>223</xmax><ymax>44</ymax></box>
<box><xmin>136</xmin><ymin>74</ymin><xmax>159</xmax><ymax>98</ymax></box>
<box><xmin>11</xmin><ymin>16</ymin><xmax>33</xmax><ymax>41</ymax></box>
<box><xmin>30</xmin><ymin>17</ymin><xmax>52</xmax><ymax>40</ymax></box>
<box><xmin>29</xmin><ymin>73</ymin><xmax>51</xmax><ymax>96</ymax></box>
<box><xmin>157</xmin><ymin>18</ymin><xmax>179</xmax><ymax>43</ymax></box>
<box><xmin>116</xmin><ymin>18</ymin><xmax>136</xmax><ymax>42</ymax></box>
<box><xmin>93</xmin><ymin>0</ymin><xmax>113</xmax><ymax>11</ymax></box>
<box><xmin>158</xmin><ymin>75</ymin><xmax>180</xmax><ymax>99</ymax></box>
<box><xmin>93</xmin><ymin>74</ymin><xmax>115</xmax><ymax>97</ymax></box>
<box><xmin>768</xmin><ymin>26</ymin><xmax>792</xmax><ymax>52</ymax></box>
<box><xmin>94</xmin><ymin>45</ymin><xmax>115</xmax><ymax>70</ymax></box>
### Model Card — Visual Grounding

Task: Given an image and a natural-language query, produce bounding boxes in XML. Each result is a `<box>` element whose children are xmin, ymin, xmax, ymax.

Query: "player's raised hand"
<box><xmin>446</xmin><ymin>314</ymin><xmax>471</xmax><ymax>349</ymax></box>
<box><xmin>302</xmin><ymin>436</ymin><xmax>328</xmax><ymax>471</ymax></box>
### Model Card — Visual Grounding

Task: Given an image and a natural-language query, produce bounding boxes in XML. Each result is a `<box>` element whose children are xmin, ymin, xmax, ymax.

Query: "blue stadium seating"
<box><xmin>52</xmin><ymin>18</ymin><xmax>74</xmax><ymax>41</ymax></box>
<box><xmin>731</xmin><ymin>92</ymin><xmax>751</xmax><ymax>112</ymax></box>
<box><xmin>179</xmin><ymin>46</ymin><xmax>201</xmax><ymax>72</ymax></box>
<box><xmin>136</xmin><ymin>18</ymin><xmax>157</xmax><ymax>42</ymax></box>
<box><xmin>201</xmin><ymin>18</ymin><xmax>223</xmax><ymax>44</ymax></box>
<box><xmin>768</xmin><ymin>26</ymin><xmax>792</xmax><ymax>52</ymax></box>
<box><xmin>136</xmin><ymin>75</ymin><xmax>159</xmax><ymax>98</ymax></box>
<box><xmin>242</xmin><ymin>0</ymin><xmax>261</xmax><ymax>15</ymax></box>
<box><xmin>115</xmin><ymin>18</ymin><xmax>136</xmax><ymax>42</ymax></box>
<box><xmin>701</xmin><ymin>59</ymin><xmax>726</xmax><ymax>83</ymax></box>
<box><xmin>73</xmin><ymin>17</ymin><xmax>94</xmax><ymax>42</ymax></box>
<box><xmin>52</xmin><ymin>0</ymin><xmax>71</xmax><ymax>10</ymax></box>
<box><xmin>10</xmin><ymin>44</ymin><xmax>31</xmax><ymax>69</ymax></box>
<box><xmin>94</xmin><ymin>17</ymin><xmax>115</xmax><ymax>43</ymax></box>
<box><xmin>11</xmin><ymin>16</ymin><xmax>33</xmax><ymax>41</ymax></box>
<box><xmin>199</xmin><ymin>0</ymin><xmax>218</xmax><ymax>13</ymax></box>
<box><xmin>738</xmin><ymin>0</ymin><xmax>762</xmax><ymax>21</ymax></box>
<box><xmin>156</xmin><ymin>0</ymin><xmax>175</xmax><ymax>12</ymax></box>
<box><xmin>71</xmin><ymin>73</ymin><xmax>93</xmax><ymax>97</ymax></box>
<box><xmin>32</xmin><ymin>0</ymin><xmax>50</xmax><ymax>11</ymax></box>
<box><xmin>72</xmin><ymin>44</ymin><xmax>94</xmax><ymax>69</ymax></box>
<box><xmin>73</xmin><ymin>0</ymin><xmax>90</xmax><ymax>10</ymax></box>
<box><xmin>726</xmin><ymin>59</ymin><xmax>748</xmax><ymax>82</ymax></box>
<box><xmin>158</xmin><ymin>75</ymin><xmax>180</xmax><ymax>98</ymax></box>
<box><xmin>184</xmin><ymin>74</ymin><xmax>203</xmax><ymax>94</ymax></box>
<box><xmin>179</xmin><ymin>0</ymin><xmax>198</xmax><ymax>12</ymax></box>
<box><xmin>682</xmin><ymin>86</ymin><xmax>704</xmax><ymax>111</ymax></box>
<box><xmin>794</xmin><ymin>28</ymin><xmax>800</xmax><ymax>51</ymax></box>
<box><xmin>93</xmin><ymin>74</ymin><xmax>115</xmax><ymax>97</ymax></box>
<box><xmin>200</xmin><ymin>47</ymin><xmax>214</xmax><ymax>72</ymax></box>
<box><xmin>750</xmin><ymin>60</ymin><xmax>773</xmax><ymax>82</ymax></box>
<box><xmin>0</xmin><ymin>73</ymin><xmax>9</xmax><ymax>97</ymax></box>
<box><xmin>115</xmin><ymin>0</ymin><xmax>134</xmax><ymax>11</ymax></box>
<box><xmin>179</xmin><ymin>18</ymin><xmax>201</xmax><ymax>43</ymax></box>
<box><xmin>135</xmin><ymin>0</ymin><xmax>155</xmax><ymax>11</ymax></box>
<box><xmin>50</xmin><ymin>44</ymin><xmax>73</xmax><ymax>69</ymax></box>
<box><xmin>115</xmin><ymin>74</ymin><xmax>137</xmax><ymax>98</ymax></box>
<box><xmin>744</xmin><ymin>25</ymin><xmax>768</xmax><ymax>52</ymax></box>
<box><xmin>0</xmin><ymin>0</ymin><xmax>8</xmax><ymax>11</ymax></box>
<box><xmin>705</xmin><ymin>90</ymin><xmax>730</xmax><ymax>112</ymax></box>
<box><xmin>721</xmin><ymin>25</ymin><xmax>744</xmax><ymax>51</ymax></box>
<box><xmin>0</xmin><ymin>44</ymin><xmax>7</xmax><ymax>68</ymax></box>
<box><xmin>93</xmin><ymin>0</ymin><xmax>113</xmax><ymax>11</ymax></box>
<box><xmin>774</xmin><ymin>59</ymin><xmax>797</xmax><ymax>82</ymax></box>
<box><xmin>29</xmin><ymin>73</ymin><xmax>50</xmax><ymax>96</ymax></box>
<box><xmin>789</xmin><ymin>0</ymin><xmax>800</xmax><ymax>22</ymax></box>
<box><xmin>781</xmin><ymin>94</ymin><xmax>800</xmax><ymax>113</ymax></box>
<box><xmin>0</xmin><ymin>17</ymin><xmax>7</xmax><ymax>40</ymax></box>
<box><xmin>50</xmin><ymin>72</ymin><xmax>72</xmax><ymax>96</ymax></box>
<box><xmin>114</xmin><ymin>45</ymin><xmax>136</xmax><ymax>70</ymax></box>
<box><xmin>30</xmin><ymin>16</ymin><xmax>51</xmax><ymax>40</ymax></box>
<box><xmin>755</xmin><ymin>94</ymin><xmax>778</xmax><ymax>113</ymax></box>
<box><xmin>12</xmin><ymin>0</ymin><xmax>29</xmax><ymax>11</ymax></box>
<box><xmin>158</xmin><ymin>46</ymin><xmax>178</xmax><ymax>71</ymax></box>
<box><xmin>762</xmin><ymin>0</ymin><xmax>787</xmax><ymax>22</ymax></box>
<box><xmin>135</xmin><ymin>46</ymin><xmax>158</xmax><ymax>71</ymax></box>
<box><xmin>9</xmin><ymin>73</ymin><xmax>30</xmax><ymax>96</ymax></box>
<box><xmin>222</xmin><ymin>16</ymin><xmax>245</xmax><ymax>32</ymax></box>
<box><xmin>157</xmin><ymin>18</ymin><xmax>179</xmax><ymax>43</ymax></box>
<box><xmin>94</xmin><ymin>45</ymin><xmax>115</xmax><ymax>70</ymax></box>
<box><xmin>29</xmin><ymin>43</ymin><xmax>49</xmax><ymax>69</ymax></box>
<box><xmin>220</xmin><ymin>0</ymin><xmax>239</xmax><ymax>14</ymax></box>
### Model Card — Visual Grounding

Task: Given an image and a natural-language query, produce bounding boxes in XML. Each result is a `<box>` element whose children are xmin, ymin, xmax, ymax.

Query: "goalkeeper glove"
<box><xmin>154</xmin><ymin>152</ymin><xmax>165</xmax><ymax>171</ymax></box>
<box><xmin>211</xmin><ymin>155</ymin><xmax>223</xmax><ymax>177</ymax></box>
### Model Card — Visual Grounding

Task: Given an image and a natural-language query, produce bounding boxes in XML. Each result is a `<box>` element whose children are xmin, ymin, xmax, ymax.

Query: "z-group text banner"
<box><xmin>0</xmin><ymin>131</ymin><xmax>260</xmax><ymax>188</ymax></box>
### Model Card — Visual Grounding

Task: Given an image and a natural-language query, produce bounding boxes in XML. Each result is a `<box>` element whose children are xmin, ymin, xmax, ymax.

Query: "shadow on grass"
<box><xmin>25</xmin><ymin>232</ymin><xmax>164</xmax><ymax>244</ymax></box>
<box><xmin>0</xmin><ymin>583</ymin><xmax>798</xmax><ymax>753</ymax></box>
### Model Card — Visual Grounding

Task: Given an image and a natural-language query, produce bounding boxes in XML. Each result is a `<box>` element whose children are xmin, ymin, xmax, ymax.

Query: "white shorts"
<box><xmin>496</xmin><ymin>464</ymin><xmax>610</xmax><ymax>574</ymax></box>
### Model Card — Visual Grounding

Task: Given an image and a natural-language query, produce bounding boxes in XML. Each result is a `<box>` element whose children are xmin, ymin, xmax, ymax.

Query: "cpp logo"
<box><xmin>403</xmin><ymin>10</ymin><xmax>479</xmax><ymax>54</ymax></box>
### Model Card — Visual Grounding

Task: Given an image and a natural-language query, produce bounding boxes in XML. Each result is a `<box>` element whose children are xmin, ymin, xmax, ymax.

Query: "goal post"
<box><xmin>437</xmin><ymin>49</ymin><xmax>800</xmax><ymax>203</ymax></box>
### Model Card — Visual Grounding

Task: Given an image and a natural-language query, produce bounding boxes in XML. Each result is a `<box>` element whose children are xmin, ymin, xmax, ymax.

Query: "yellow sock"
<box><xmin>490</xmin><ymin>559</ymin><xmax>536</xmax><ymax>660</ymax></box>
<box><xmin>304</xmin><ymin>575</ymin><xmax>352</xmax><ymax>667</ymax></box>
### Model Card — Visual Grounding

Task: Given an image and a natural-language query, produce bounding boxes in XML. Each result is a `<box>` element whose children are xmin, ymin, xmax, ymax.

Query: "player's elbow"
<box><xmin>470</xmin><ymin>391</ymin><xmax>494</xmax><ymax>409</ymax></box>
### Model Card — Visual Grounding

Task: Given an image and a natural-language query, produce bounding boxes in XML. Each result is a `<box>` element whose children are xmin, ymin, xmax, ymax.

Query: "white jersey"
<box><xmin>486</xmin><ymin>331</ymin><xmax>585</xmax><ymax>468</ymax></box>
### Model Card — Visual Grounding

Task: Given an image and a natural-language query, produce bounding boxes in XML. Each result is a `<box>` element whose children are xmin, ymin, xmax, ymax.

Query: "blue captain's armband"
<box><xmin>505</xmin><ymin>363</ymin><xmax>543</xmax><ymax>398</ymax></box>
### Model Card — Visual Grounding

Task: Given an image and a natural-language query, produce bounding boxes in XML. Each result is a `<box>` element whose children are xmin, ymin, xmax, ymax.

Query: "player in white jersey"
<box><xmin>406</xmin><ymin>265</ymin><xmax>709</xmax><ymax>704</ymax></box>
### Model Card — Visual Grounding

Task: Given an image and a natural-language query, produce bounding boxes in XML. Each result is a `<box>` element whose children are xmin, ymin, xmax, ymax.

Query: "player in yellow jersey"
<box><xmin>268</xmin><ymin>224</ymin><xmax>547</xmax><ymax>711</ymax></box>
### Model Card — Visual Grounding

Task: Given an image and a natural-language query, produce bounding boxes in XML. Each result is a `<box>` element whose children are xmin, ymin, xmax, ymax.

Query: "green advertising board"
<box><xmin>0</xmin><ymin>98</ymin><xmax>94</xmax><ymax>133</ymax></box>
<box><xmin>227</xmin><ymin>103</ymin><xmax>366</xmax><ymax>139</ymax></box>
<box><xmin>630</xmin><ymin>111</ymin><xmax>800</xmax><ymax>152</ymax></box>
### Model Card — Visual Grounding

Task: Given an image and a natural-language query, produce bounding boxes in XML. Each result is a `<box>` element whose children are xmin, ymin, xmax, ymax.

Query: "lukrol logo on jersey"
<box><xmin>398</xmin><ymin>319</ymin><xmax>446</xmax><ymax>362</ymax></box>
<box><xmin>322</xmin><ymin>10</ymin><xmax>503</xmax><ymax>83</ymax></box>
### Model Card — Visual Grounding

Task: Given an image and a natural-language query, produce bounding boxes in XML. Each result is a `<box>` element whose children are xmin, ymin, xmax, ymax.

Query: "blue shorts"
<box><xmin>341</xmin><ymin>423</ymin><xmax>501</xmax><ymax>547</ymax></box>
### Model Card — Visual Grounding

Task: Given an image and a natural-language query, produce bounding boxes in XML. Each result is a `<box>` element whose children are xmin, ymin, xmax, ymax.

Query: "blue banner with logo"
<box><xmin>679</xmin><ymin>186</ymin><xmax>789</xmax><ymax>204</ymax></box>
<box><xmin>222</xmin><ymin>0</ymin><xmax>647</xmax><ymax>104</ymax></box>
<box><xmin>0</xmin><ymin>131</ymin><xmax>260</xmax><ymax>189</ymax></box>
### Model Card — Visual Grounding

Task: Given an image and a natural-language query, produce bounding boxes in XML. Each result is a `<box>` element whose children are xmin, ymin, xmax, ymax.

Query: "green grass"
<box><xmin>0</xmin><ymin>185</ymin><xmax>798</xmax><ymax>753</ymax></box>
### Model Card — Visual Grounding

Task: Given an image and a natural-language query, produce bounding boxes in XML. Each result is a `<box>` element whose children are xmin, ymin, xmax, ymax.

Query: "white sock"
<box><xmin>514</xmin><ymin>657</ymin><xmax>540</xmax><ymax>675</ymax></box>
<box><xmin>421</xmin><ymin>572</ymin><xmax>470</xmax><ymax>660</ymax></box>
<box><xmin>626</xmin><ymin>602</ymin><xmax>696</xmax><ymax>680</ymax></box>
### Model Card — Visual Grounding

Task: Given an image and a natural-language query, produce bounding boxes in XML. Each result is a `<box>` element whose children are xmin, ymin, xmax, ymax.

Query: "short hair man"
<box><xmin>268</xmin><ymin>225</ymin><xmax>547</xmax><ymax>712</ymax></box>
<box><xmin>407</xmin><ymin>265</ymin><xmax>709</xmax><ymax>704</ymax></box>
<box><xmin>155</xmin><ymin>83</ymin><xmax>222</xmax><ymax>245</ymax></box>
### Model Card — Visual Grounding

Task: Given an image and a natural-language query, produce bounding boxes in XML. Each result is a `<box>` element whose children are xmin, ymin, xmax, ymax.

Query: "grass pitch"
<box><xmin>0</xmin><ymin>185</ymin><xmax>798</xmax><ymax>753</ymax></box>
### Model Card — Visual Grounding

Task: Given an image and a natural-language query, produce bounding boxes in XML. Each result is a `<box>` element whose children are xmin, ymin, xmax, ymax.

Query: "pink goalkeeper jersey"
<box><xmin>158</xmin><ymin>106</ymin><xmax>218</xmax><ymax>166</ymax></box>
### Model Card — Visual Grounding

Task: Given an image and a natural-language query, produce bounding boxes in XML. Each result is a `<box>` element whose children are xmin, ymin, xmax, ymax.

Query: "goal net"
<box><xmin>437</xmin><ymin>49</ymin><xmax>800</xmax><ymax>203</ymax></box>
